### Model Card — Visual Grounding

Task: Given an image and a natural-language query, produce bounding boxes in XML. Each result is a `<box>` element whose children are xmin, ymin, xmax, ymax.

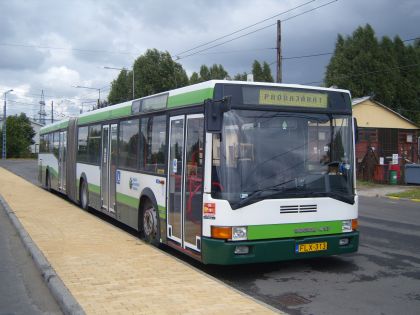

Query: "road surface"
<box><xmin>1</xmin><ymin>159</ymin><xmax>419</xmax><ymax>315</ymax></box>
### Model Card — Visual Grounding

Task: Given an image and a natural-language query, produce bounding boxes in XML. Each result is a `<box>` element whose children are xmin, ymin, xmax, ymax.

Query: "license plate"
<box><xmin>296</xmin><ymin>242</ymin><xmax>328</xmax><ymax>253</ymax></box>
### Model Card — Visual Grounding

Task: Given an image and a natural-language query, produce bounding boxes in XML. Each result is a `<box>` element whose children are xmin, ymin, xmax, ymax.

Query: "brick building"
<box><xmin>352</xmin><ymin>96</ymin><xmax>420</xmax><ymax>182</ymax></box>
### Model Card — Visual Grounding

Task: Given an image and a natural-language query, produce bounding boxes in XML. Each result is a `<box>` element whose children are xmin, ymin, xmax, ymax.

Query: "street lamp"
<box><xmin>2</xmin><ymin>89</ymin><xmax>13</xmax><ymax>159</ymax></box>
<box><xmin>104</xmin><ymin>66</ymin><xmax>135</xmax><ymax>100</ymax></box>
<box><xmin>73</xmin><ymin>85</ymin><xmax>101</xmax><ymax>108</ymax></box>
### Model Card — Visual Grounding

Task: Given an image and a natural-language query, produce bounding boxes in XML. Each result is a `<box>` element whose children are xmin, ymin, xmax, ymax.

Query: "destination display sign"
<box><xmin>258</xmin><ymin>89</ymin><xmax>328</xmax><ymax>108</ymax></box>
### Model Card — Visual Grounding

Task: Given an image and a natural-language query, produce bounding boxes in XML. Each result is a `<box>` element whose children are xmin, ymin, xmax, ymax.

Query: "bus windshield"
<box><xmin>211</xmin><ymin>109</ymin><xmax>354</xmax><ymax>208</ymax></box>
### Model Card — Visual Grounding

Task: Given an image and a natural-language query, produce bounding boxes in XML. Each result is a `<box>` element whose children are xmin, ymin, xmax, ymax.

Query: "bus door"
<box><xmin>58</xmin><ymin>131</ymin><xmax>67</xmax><ymax>191</ymax></box>
<box><xmin>167</xmin><ymin>114</ymin><xmax>204</xmax><ymax>252</ymax></box>
<box><xmin>101</xmin><ymin>124</ymin><xmax>117</xmax><ymax>213</ymax></box>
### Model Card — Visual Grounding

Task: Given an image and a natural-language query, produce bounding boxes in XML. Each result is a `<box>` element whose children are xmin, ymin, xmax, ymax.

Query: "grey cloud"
<box><xmin>0</xmin><ymin>0</ymin><xmax>419</xmax><ymax>117</ymax></box>
<box><xmin>0</xmin><ymin>46</ymin><xmax>47</xmax><ymax>70</ymax></box>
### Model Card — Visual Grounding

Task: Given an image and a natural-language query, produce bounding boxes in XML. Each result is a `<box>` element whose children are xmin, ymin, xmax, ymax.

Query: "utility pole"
<box><xmin>51</xmin><ymin>101</ymin><xmax>54</xmax><ymax>123</ymax></box>
<box><xmin>276</xmin><ymin>20</ymin><xmax>282</xmax><ymax>83</ymax></box>
<box><xmin>2</xmin><ymin>89</ymin><xmax>13</xmax><ymax>159</ymax></box>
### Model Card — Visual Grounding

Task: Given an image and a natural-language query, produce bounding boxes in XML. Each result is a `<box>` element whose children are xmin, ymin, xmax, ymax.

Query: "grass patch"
<box><xmin>386</xmin><ymin>188</ymin><xmax>420</xmax><ymax>199</ymax></box>
<box><xmin>357</xmin><ymin>180</ymin><xmax>380</xmax><ymax>187</ymax></box>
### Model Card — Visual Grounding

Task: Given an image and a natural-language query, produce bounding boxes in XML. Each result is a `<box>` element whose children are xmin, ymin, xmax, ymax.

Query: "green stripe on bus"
<box><xmin>167</xmin><ymin>88</ymin><xmax>214</xmax><ymax>108</ymax></box>
<box><xmin>115</xmin><ymin>193</ymin><xmax>165</xmax><ymax>216</ymax></box>
<box><xmin>247</xmin><ymin>220</ymin><xmax>343</xmax><ymax>240</ymax></box>
<box><xmin>40</xmin><ymin>121</ymin><xmax>69</xmax><ymax>134</ymax></box>
<box><xmin>158</xmin><ymin>205</ymin><xmax>166</xmax><ymax>219</ymax></box>
<box><xmin>116</xmin><ymin>192</ymin><xmax>138</xmax><ymax>208</ymax></box>
<box><xmin>78</xmin><ymin>105</ymin><xmax>132</xmax><ymax>125</ymax></box>
<box><xmin>88</xmin><ymin>183</ymin><xmax>100</xmax><ymax>194</ymax></box>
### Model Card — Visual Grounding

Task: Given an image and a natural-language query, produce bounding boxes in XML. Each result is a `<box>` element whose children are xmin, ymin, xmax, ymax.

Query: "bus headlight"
<box><xmin>342</xmin><ymin>220</ymin><xmax>352</xmax><ymax>232</ymax></box>
<box><xmin>232</xmin><ymin>226</ymin><xmax>247</xmax><ymax>241</ymax></box>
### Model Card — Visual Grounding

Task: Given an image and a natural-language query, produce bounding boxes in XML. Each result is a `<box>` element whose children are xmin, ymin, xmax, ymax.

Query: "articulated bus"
<box><xmin>38</xmin><ymin>80</ymin><xmax>359</xmax><ymax>265</ymax></box>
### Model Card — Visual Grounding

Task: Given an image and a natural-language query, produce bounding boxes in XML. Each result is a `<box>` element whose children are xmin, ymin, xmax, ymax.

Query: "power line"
<box><xmin>176</xmin><ymin>0</ymin><xmax>338</xmax><ymax>60</ymax></box>
<box><xmin>3</xmin><ymin>99</ymin><xmax>39</xmax><ymax>106</ymax></box>
<box><xmin>302</xmin><ymin>62</ymin><xmax>420</xmax><ymax>85</ymax></box>
<box><xmin>174</xmin><ymin>0</ymin><xmax>317</xmax><ymax>57</ymax></box>
<box><xmin>282</xmin><ymin>51</ymin><xmax>333</xmax><ymax>60</ymax></box>
<box><xmin>189</xmin><ymin>47</ymin><xmax>276</xmax><ymax>56</ymax></box>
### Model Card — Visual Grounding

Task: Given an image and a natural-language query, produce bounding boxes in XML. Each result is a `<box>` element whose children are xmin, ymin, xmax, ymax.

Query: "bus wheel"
<box><xmin>142</xmin><ymin>200</ymin><xmax>160</xmax><ymax>247</ymax></box>
<box><xmin>80</xmin><ymin>180</ymin><xmax>89</xmax><ymax>210</ymax></box>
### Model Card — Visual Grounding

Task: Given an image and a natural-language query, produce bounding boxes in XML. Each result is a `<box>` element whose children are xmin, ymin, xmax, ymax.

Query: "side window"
<box><xmin>140</xmin><ymin>115</ymin><xmax>166</xmax><ymax>174</ymax></box>
<box><xmin>119</xmin><ymin>119</ymin><xmax>139</xmax><ymax>169</ymax></box>
<box><xmin>48</xmin><ymin>133</ymin><xmax>54</xmax><ymax>153</ymax></box>
<box><xmin>88</xmin><ymin>125</ymin><xmax>101</xmax><ymax>164</ymax></box>
<box><xmin>77</xmin><ymin>126</ymin><xmax>88</xmax><ymax>162</ymax></box>
<box><xmin>53</xmin><ymin>132</ymin><xmax>60</xmax><ymax>158</ymax></box>
<box><xmin>39</xmin><ymin>135</ymin><xmax>45</xmax><ymax>153</ymax></box>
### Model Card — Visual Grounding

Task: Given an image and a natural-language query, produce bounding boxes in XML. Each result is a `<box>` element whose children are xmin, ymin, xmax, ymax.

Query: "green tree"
<box><xmin>0</xmin><ymin>113</ymin><xmax>35</xmax><ymax>158</ymax></box>
<box><xmin>233</xmin><ymin>72</ymin><xmax>248</xmax><ymax>81</ymax></box>
<box><xmin>325</xmin><ymin>24</ymin><xmax>382</xmax><ymax>96</ymax></box>
<box><xmin>133</xmin><ymin>49</ymin><xmax>189</xmax><ymax>99</ymax></box>
<box><xmin>108</xmin><ymin>69</ymin><xmax>130</xmax><ymax>104</ymax></box>
<box><xmin>393</xmin><ymin>37</ymin><xmax>420</xmax><ymax>122</ymax></box>
<box><xmin>189</xmin><ymin>72</ymin><xmax>200</xmax><ymax>84</ymax></box>
<box><xmin>199</xmin><ymin>65</ymin><xmax>211</xmax><ymax>81</ymax></box>
<box><xmin>262</xmin><ymin>62</ymin><xmax>274</xmax><ymax>82</ymax></box>
<box><xmin>324</xmin><ymin>24</ymin><xmax>420</xmax><ymax>124</ymax></box>
<box><xmin>108</xmin><ymin>49</ymin><xmax>189</xmax><ymax>104</ymax></box>
<box><xmin>251</xmin><ymin>60</ymin><xmax>274</xmax><ymax>82</ymax></box>
<box><xmin>190</xmin><ymin>64</ymin><xmax>229</xmax><ymax>83</ymax></box>
<box><xmin>252</xmin><ymin>60</ymin><xmax>264</xmax><ymax>81</ymax></box>
<box><xmin>209</xmin><ymin>64</ymin><xmax>228</xmax><ymax>79</ymax></box>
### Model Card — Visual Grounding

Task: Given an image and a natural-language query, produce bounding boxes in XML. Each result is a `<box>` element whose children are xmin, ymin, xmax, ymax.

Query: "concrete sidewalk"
<box><xmin>357</xmin><ymin>183</ymin><xmax>420</xmax><ymax>201</ymax></box>
<box><xmin>357</xmin><ymin>184</ymin><xmax>412</xmax><ymax>197</ymax></box>
<box><xmin>0</xmin><ymin>167</ymin><xmax>280</xmax><ymax>315</ymax></box>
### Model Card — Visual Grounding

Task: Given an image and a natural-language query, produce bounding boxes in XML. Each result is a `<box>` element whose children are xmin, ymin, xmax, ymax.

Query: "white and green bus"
<box><xmin>38</xmin><ymin>80</ymin><xmax>359</xmax><ymax>265</ymax></box>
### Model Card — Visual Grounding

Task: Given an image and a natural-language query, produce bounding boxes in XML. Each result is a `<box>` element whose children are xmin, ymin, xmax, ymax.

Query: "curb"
<box><xmin>0</xmin><ymin>195</ymin><xmax>85</xmax><ymax>315</ymax></box>
<box><xmin>385</xmin><ymin>196</ymin><xmax>420</xmax><ymax>202</ymax></box>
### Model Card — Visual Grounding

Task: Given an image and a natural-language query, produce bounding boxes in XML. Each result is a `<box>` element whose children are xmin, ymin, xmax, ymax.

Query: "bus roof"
<box><xmin>40</xmin><ymin>80</ymin><xmax>351</xmax><ymax>134</ymax></box>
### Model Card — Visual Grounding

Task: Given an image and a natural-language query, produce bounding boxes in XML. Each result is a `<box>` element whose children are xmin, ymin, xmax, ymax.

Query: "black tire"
<box><xmin>80</xmin><ymin>180</ymin><xmax>89</xmax><ymax>210</ymax></box>
<box><xmin>141</xmin><ymin>199</ymin><xmax>160</xmax><ymax>247</ymax></box>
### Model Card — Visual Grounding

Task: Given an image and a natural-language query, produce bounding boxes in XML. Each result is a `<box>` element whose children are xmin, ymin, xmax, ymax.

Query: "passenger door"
<box><xmin>167</xmin><ymin>114</ymin><xmax>204</xmax><ymax>252</ymax></box>
<box><xmin>58</xmin><ymin>131</ymin><xmax>67</xmax><ymax>191</ymax></box>
<box><xmin>101</xmin><ymin>124</ymin><xmax>117</xmax><ymax>213</ymax></box>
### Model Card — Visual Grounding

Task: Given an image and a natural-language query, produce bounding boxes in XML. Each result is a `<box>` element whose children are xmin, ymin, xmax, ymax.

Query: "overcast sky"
<box><xmin>1</xmin><ymin>0</ymin><xmax>419</xmax><ymax>121</ymax></box>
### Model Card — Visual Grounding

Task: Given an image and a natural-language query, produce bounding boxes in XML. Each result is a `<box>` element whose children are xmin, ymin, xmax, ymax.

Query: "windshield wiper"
<box><xmin>234</xmin><ymin>187</ymin><xmax>354</xmax><ymax>209</ymax></box>
<box><xmin>235</xmin><ymin>179</ymin><xmax>297</xmax><ymax>208</ymax></box>
<box><xmin>277</xmin><ymin>190</ymin><xmax>355</xmax><ymax>204</ymax></box>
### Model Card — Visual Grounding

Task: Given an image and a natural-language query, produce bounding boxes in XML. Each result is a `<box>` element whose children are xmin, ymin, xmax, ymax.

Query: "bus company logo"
<box><xmin>294</xmin><ymin>226</ymin><xmax>330</xmax><ymax>234</ymax></box>
<box><xmin>294</xmin><ymin>228</ymin><xmax>316</xmax><ymax>234</ymax></box>
<box><xmin>128</xmin><ymin>177</ymin><xmax>139</xmax><ymax>191</ymax></box>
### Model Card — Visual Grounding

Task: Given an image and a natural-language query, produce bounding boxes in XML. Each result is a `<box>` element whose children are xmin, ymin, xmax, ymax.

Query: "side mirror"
<box><xmin>205</xmin><ymin>96</ymin><xmax>231</xmax><ymax>133</ymax></box>
<box><xmin>353</xmin><ymin>117</ymin><xmax>359</xmax><ymax>143</ymax></box>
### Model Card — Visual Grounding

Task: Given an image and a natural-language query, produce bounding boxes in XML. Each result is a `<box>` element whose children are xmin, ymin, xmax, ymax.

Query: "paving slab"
<box><xmin>0</xmin><ymin>167</ymin><xmax>280</xmax><ymax>315</ymax></box>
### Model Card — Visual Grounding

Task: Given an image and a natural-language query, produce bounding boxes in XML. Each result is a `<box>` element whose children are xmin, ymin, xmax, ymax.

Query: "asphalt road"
<box><xmin>0</xmin><ymin>161</ymin><xmax>62</xmax><ymax>315</ymax></box>
<box><xmin>1</xmin><ymin>159</ymin><xmax>419</xmax><ymax>315</ymax></box>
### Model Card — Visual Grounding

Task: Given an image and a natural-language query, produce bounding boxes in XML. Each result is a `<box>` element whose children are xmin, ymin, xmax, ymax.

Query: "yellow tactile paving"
<box><xmin>0</xmin><ymin>168</ymin><xmax>279</xmax><ymax>315</ymax></box>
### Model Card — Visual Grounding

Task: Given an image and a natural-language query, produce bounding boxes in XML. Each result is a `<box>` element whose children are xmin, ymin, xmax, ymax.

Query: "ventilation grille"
<box><xmin>280</xmin><ymin>204</ymin><xmax>317</xmax><ymax>214</ymax></box>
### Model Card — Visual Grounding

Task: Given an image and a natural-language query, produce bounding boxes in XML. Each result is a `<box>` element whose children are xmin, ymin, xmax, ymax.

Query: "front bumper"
<box><xmin>201</xmin><ymin>231</ymin><xmax>359</xmax><ymax>265</ymax></box>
